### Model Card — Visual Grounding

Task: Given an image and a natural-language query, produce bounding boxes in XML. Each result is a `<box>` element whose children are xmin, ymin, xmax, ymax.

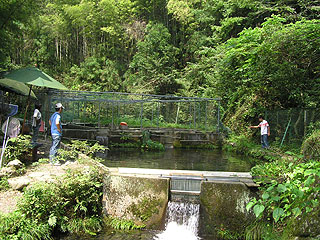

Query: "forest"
<box><xmin>1</xmin><ymin>1</ymin><xmax>320</xmax><ymax>239</ymax></box>
<box><xmin>1</xmin><ymin>0</ymin><xmax>320</xmax><ymax>130</ymax></box>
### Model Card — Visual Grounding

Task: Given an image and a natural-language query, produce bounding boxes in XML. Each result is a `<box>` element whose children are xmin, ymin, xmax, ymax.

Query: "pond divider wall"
<box><xmin>102</xmin><ymin>168</ymin><xmax>257</xmax><ymax>233</ymax></box>
<box><xmin>63</xmin><ymin>125</ymin><xmax>221</xmax><ymax>148</ymax></box>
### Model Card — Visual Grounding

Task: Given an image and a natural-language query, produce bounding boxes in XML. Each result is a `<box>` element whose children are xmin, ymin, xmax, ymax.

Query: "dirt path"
<box><xmin>0</xmin><ymin>139</ymin><xmax>86</xmax><ymax>214</ymax></box>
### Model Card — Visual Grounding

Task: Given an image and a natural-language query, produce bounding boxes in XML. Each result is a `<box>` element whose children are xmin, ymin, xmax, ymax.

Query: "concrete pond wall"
<box><xmin>103</xmin><ymin>175</ymin><xmax>169</xmax><ymax>228</ymax></box>
<box><xmin>200</xmin><ymin>181</ymin><xmax>256</xmax><ymax>237</ymax></box>
<box><xmin>62</xmin><ymin>124</ymin><xmax>221</xmax><ymax>148</ymax></box>
<box><xmin>102</xmin><ymin>173</ymin><xmax>256</xmax><ymax>234</ymax></box>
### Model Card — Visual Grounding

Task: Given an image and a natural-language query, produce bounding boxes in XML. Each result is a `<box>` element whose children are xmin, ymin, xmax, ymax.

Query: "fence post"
<box><xmin>98</xmin><ymin>101</ymin><xmax>101</xmax><ymax>128</ymax></box>
<box><xmin>189</xmin><ymin>102</ymin><xmax>192</xmax><ymax>129</ymax></box>
<box><xmin>157</xmin><ymin>101</ymin><xmax>160</xmax><ymax>129</ymax></box>
<box><xmin>193</xmin><ymin>101</ymin><xmax>196</xmax><ymax>129</ymax></box>
<box><xmin>205</xmin><ymin>101</ymin><xmax>207</xmax><ymax>130</ymax></box>
<box><xmin>217</xmin><ymin>100</ymin><xmax>220</xmax><ymax>133</ymax></box>
<box><xmin>111</xmin><ymin>101</ymin><xmax>114</xmax><ymax>130</ymax></box>
<box><xmin>151</xmin><ymin>102</ymin><xmax>154</xmax><ymax>124</ymax></box>
<box><xmin>175</xmin><ymin>102</ymin><xmax>180</xmax><ymax>124</ymax></box>
<box><xmin>304</xmin><ymin>109</ymin><xmax>307</xmax><ymax>137</ymax></box>
<box><xmin>140</xmin><ymin>102</ymin><xmax>143</xmax><ymax>129</ymax></box>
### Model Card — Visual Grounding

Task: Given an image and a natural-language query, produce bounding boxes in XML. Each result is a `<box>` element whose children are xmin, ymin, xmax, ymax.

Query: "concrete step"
<box><xmin>170</xmin><ymin>190</ymin><xmax>201</xmax><ymax>195</ymax></box>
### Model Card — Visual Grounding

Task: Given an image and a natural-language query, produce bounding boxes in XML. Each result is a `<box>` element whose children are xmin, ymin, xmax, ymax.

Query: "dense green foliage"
<box><xmin>1</xmin><ymin>1</ymin><xmax>319</xmax><ymax>126</ymax></box>
<box><xmin>4</xmin><ymin>135</ymin><xmax>32</xmax><ymax>165</ymax></box>
<box><xmin>248</xmin><ymin>160</ymin><xmax>319</xmax><ymax>223</ymax></box>
<box><xmin>1</xmin><ymin>2</ymin><xmax>320</xmax><ymax>237</ymax></box>
<box><xmin>301</xmin><ymin>129</ymin><xmax>320</xmax><ymax>159</ymax></box>
<box><xmin>0</xmin><ymin>168</ymin><xmax>103</xmax><ymax>239</ymax></box>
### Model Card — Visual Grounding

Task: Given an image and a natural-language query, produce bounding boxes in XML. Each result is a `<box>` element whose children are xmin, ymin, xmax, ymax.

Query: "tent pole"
<box><xmin>22</xmin><ymin>85</ymin><xmax>32</xmax><ymax>134</ymax></box>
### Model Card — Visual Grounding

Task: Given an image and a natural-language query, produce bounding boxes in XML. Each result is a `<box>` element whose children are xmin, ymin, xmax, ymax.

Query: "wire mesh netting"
<box><xmin>265</xmin><ymin>109</ymin><xmax>320</xmax><ymax>145</ymax></box>
<box><xmin>35</xmin><ymin>90</ymin><xmax>221</xmax><ymax>132</ymax></box>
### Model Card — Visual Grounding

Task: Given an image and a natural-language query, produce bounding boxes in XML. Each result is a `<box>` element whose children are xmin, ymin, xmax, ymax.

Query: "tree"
<box><xmin>124</xmin><ymin>23</ymin><xmax>180</xmax><ymax>94</ymax></box>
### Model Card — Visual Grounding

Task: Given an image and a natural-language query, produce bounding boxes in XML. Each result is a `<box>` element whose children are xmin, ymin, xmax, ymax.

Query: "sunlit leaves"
<box><xmin>247</xmin><ymin>159</ymin><xmax>320</xmax><ymax>224</ymax></box>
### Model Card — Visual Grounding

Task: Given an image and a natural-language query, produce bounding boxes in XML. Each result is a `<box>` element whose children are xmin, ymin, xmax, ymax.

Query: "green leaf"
<box><xmin>306</xmin><ymin>207</ymin><xmax>312</xmax><ymax>213</ymax></box>
<box><xmin>304</xmin><ymin>169</ymin><xmax>317</xmax><ymax>176</ymax></box>
<box><xmin>253</xmin><ymin>204</ymin><xmax>265</xmax><ymax>218</ymax></box>
<box><xmin>262</xmin><ymin>192</ymin><xmax>270</xmax><ymax>200</ymax></box>
<box><xmin>304</xmin><ymin>176</ymin><xmax>315</xmax><ymax>186</ymax></box>
<box><xmin>246</xmin><ymin>201</ymin><xmax>256</xmax><ymax>211</ymax></box>
<box><xmin>277</xmin><ymin>184</ymin><xmax>287</xmax><ymax>193</ymax></box>
<box><xmin>273</xmin><ymin>207</ymin><xmax>284</xmax><ymax>222</ymax></box>
<box><xmin>48</xmin><ymin>215</ymin><xmax>57</xmax><ymax>227</ymax></box>
<box><xmin>292</xmin><ymin>207</ymin><xmax>301</xmax><ymax>217</ymax></box>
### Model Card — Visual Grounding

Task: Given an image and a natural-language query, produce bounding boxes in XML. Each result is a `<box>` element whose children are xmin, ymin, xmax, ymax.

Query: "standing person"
<box><xmin>249</xmin><ymin>115</ymin><xmax>270</xmax><ymax>148</ymax></box>
<box><xmin>49</xmin><ymin>103</ymin><xmax>64</xmax><ymax>165</ymax></box>
<box><xmin>31</xmin><ymin>103</ymin><xmax>42</xmax><ymax>147</ymax></box>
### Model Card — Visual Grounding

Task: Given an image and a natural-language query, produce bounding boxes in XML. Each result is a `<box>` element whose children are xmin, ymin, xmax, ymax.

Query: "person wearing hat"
<box><xmin>49</xmin><ymin>103</ymin><xmax>64</xmax><ymax>165</ymax></box>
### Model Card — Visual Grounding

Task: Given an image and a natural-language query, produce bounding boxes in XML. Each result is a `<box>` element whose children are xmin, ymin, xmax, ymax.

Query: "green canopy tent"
<box><xmin>0</xmin><ymin>78</ymin><xmax>37</xmax><ymax>99</ymax></box>
<box><xmin>4</xmin><ymin>67</ymin><xmax>68</xmax><ymax>133</ymax></box>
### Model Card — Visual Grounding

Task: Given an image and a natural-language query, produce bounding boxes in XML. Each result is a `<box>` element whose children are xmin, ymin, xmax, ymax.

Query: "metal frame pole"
<box><xmin>193</xmin><ymin>101</ymin><xmax>196</xmax><ymax>129</ymax></box>
<box><xmin>217</xmin><ymin>100</ymin><xmax>220</xmax><ymax>133</ymax></box>
<box><xmin>157</xmin><ymin>101</ymin><xmax>160</xmax><ymax>129</ymax></box>
<box><xmin>205</xmin><ymin>101</ymin><xmax>207</xmax><ymax>130</ymax></box>
<box><xmin>140</xmin><ymin>102</ymin><xmax>143</xmax><ymax>129</ymax></box>
<box><xmin>111</xmin><ymin>102</ymin><xmax>114</xmax><ymax>130</ymax></box>
<box><xmin>98</xmin><ymin>101</ymin><xmax>101</xmax><ymax>128</ymax></box>
<box><xmin>189</xmin><ymin>102</ymin><xmax>192</xmax><ymax>129</ymax></box>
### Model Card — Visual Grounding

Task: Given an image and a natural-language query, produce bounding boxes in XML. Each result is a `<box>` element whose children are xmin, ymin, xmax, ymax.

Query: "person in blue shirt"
<box><xmin>49</xmin><ymin>103</ymin><xmax>64</xmax><ymax>165</ymax></box>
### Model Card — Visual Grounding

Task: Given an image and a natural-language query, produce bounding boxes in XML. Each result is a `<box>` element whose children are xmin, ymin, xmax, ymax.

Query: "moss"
<box><xmin>200</xmin><ymin>182</ymin><xmax>255</xmax><ymax>236</ymax></box>
<box><xmin>129</xmin><ymin>197</ymin><xmax>161</xmax><ymax>222</ymax></box>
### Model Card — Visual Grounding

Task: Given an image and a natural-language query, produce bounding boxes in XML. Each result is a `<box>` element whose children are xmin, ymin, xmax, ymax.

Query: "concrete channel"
<box><xmin>103</xmin><ymin>167</ymin><xmax>258</xmax><ymax>233</ymax></box>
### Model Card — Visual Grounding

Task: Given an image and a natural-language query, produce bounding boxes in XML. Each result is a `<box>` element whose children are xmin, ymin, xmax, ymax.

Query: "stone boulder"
<box><xmin>0</xmin><ymin>166</ymin><xmax>16</xmax><ymax>177</ymax></box>
<box><xmin>8</xmin><ymin>177</ymin><xmax>31</xmax><ymax>191</ymax></box>
<box><xmin>7</xmin><ymin>160</ymin><xmax>23</xmax><ymax>169</ymax></box>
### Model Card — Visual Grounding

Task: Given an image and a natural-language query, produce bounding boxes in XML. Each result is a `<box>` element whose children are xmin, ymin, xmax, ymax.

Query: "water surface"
<box><xmin>102</xmin><ymin>148</ymin><xmax>252</xmax><ymax>172</ymax></box>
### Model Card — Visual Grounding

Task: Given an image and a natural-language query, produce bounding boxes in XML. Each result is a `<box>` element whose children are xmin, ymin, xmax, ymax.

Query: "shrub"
<box><xmin>0</xmin><ymin>168</ymin><xmax>104</xmax><ymax>238</ymax></box>
<box><xmin>0</xmin><ymin>211</ymin><xmax>51</xmax><ymax>240</ymax></box>
<box><xmin>4</xmin><ymin>135</ymin><xmax>31</xmax><ymax>165</ymax></box>
<box><xmin>0</xmin><ymin>177</ymin><xmax>9</xmax><ymax>191</ymax></box>
<box><xmin>67</xmin><ymin>140</ymin><xmax>105</xmax><ymax>158</ymax></box>
<box><xmin>247</xmin><ymin>159</ymin><xmax>320</xmax><ymax>225</ymax></box>
<box><xmin>301</xmin><ymin>129</ymin><xmax>320</xmax><ymax>159</ymax></box>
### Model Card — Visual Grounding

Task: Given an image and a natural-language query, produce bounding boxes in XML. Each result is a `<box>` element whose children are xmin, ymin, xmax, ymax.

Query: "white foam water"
<box><xmin>154</xmin><ymin>201</ymin><xmax>200</xmax><ymax>240</ymax></box>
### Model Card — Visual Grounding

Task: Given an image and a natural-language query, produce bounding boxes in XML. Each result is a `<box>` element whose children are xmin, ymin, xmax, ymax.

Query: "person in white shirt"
<box><xmin>249</xmin><ymin>115</ymin><xmax>270</xmax><ymax>148</ymax></box>
<box><xmin>31</xmin><ymin>103</ymin><xmax>42</xmax><ymax>147</ymax></box>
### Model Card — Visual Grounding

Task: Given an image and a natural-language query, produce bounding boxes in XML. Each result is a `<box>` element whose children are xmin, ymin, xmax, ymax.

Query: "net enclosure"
<box><xmin>37</xmin><ymin>90</ymin><xmax>221</xmax><ymax>132</ymax></box>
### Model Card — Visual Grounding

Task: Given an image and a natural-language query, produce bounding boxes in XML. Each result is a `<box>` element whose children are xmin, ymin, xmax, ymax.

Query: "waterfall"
<box><xmin>154</xmin><ymin>201</ymin><xmax>200</xmax><ymax>240</ymax></box>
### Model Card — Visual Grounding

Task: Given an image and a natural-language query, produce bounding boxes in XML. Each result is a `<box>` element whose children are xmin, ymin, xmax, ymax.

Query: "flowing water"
<box><xmin>154</xmin><ymin>201</ymin><xmax>200</xmax><ymax>240</ymax></box>
<box><xmin>102</xmin><ymin>148</ymin><xmax>253</xmax><ymax>172</ymax></box>
<box><xmin>60</xmin><ymin>201</ymin><xmax>204</xmax><ymax>240</ymax></box>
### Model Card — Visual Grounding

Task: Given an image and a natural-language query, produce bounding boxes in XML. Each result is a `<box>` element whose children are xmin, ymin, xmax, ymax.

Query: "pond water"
<box><xmin>59</xmin><ymin>148</ymin><xmax>254</xmax><ymax>240</ymax></box>
<box><xmin>101</xmin><ymin>148</ymin><xmax>253</xmax><ymax>172</ymax></box>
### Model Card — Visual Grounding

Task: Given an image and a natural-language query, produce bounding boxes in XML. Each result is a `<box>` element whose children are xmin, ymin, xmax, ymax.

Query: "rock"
<box><xmin>7</xmin><ymin>160</ymin><xmax>23</xmax><ymax>169</ymax></box>
<box><xmin>96</xmin><ymin>136</ymin><xmax>108</xmax><ymax>146</ymax></box>
<box><xmin>8</xmin><ymin>177</ymin><xmax>31</xmax><ymax>191</ymax></box>
<box><xmin>0</xmin><ymin>166</ymin><xmax>16</xmax><ymax>177</ymax></box>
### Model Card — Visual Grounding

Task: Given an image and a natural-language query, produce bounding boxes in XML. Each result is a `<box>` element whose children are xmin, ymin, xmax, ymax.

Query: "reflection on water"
<box><xmin>102</xmin><ymin>148</ymin><xmax>253</xmax><ymax>172</ymax></box>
